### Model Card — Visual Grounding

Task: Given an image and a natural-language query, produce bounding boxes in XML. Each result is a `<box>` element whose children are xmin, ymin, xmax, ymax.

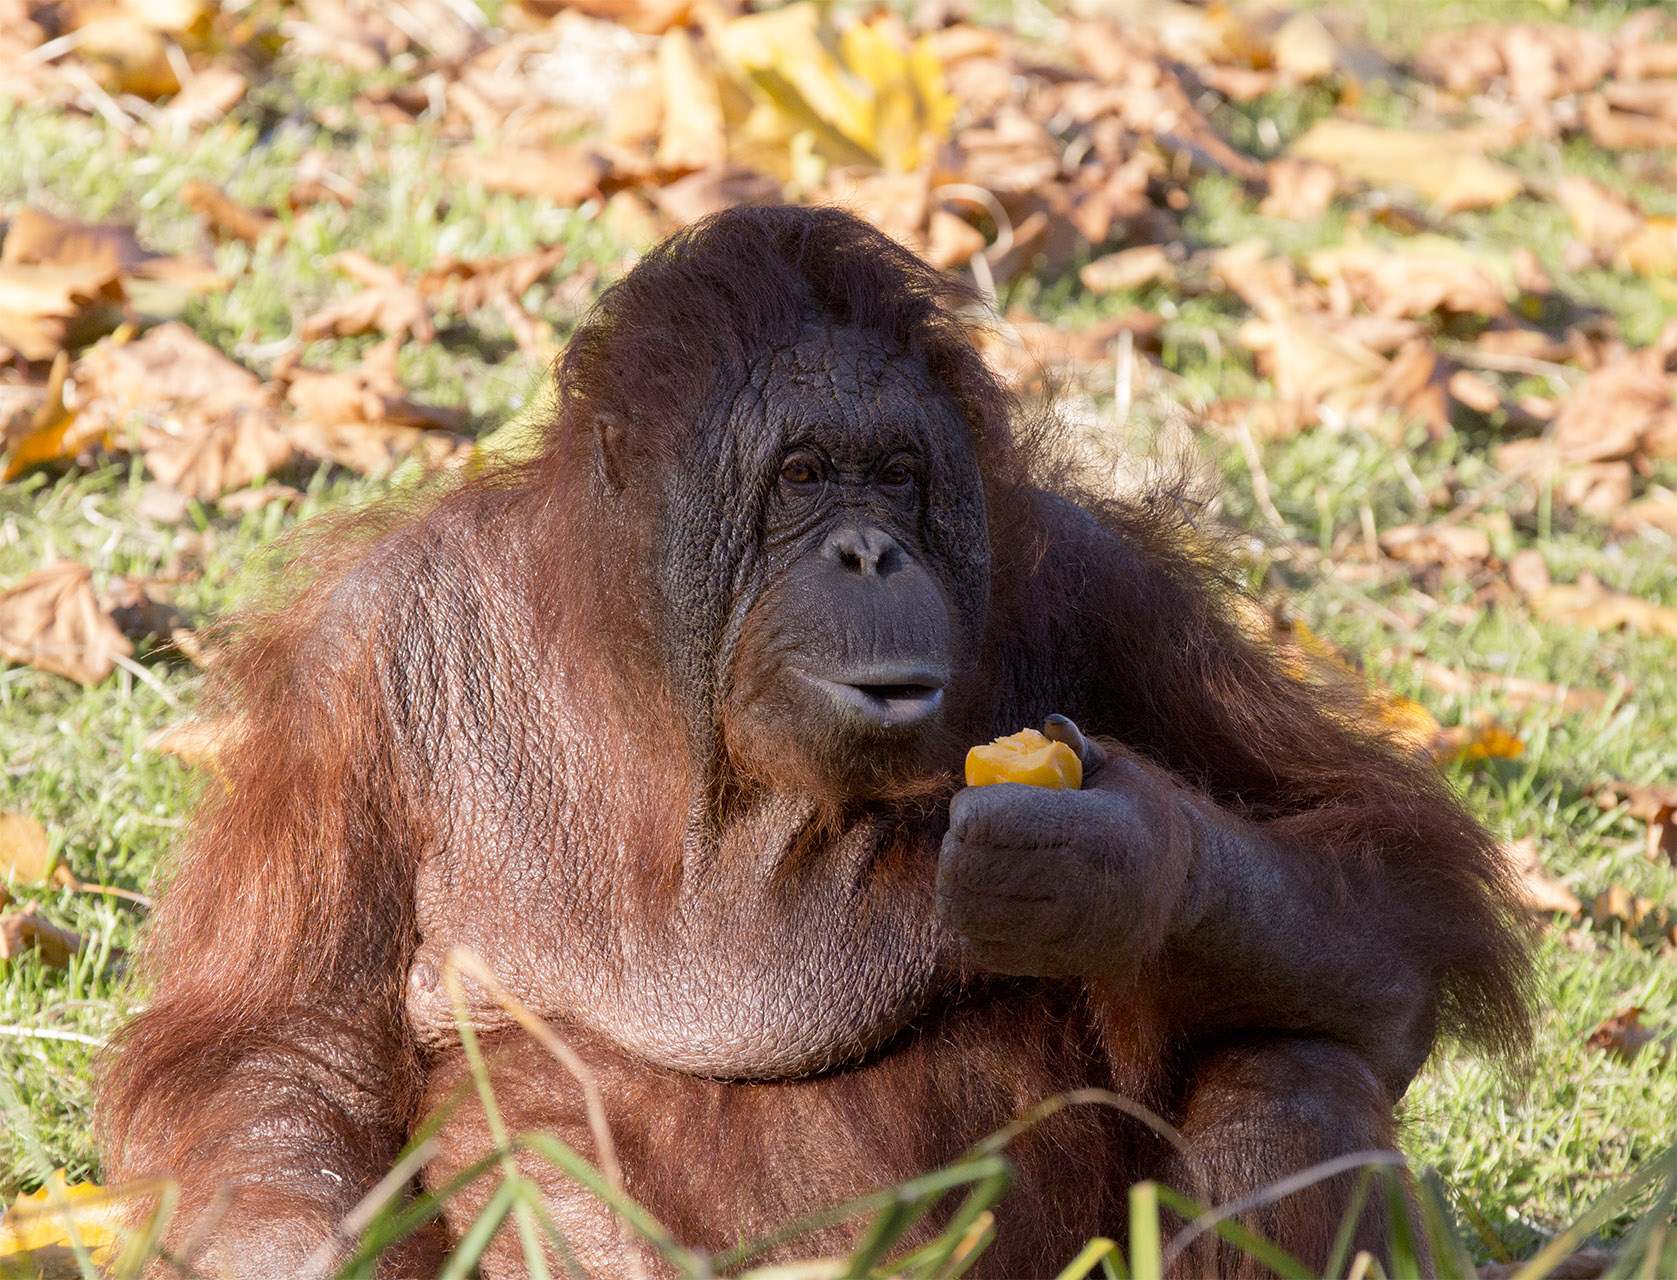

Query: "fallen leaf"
<box><xmin>159</xmin><ymin>64</ymin><xmax>248</xmax><ymax>130</ymax></box>
<box><xmin>1591</xmin><ymin>780</ymin><xmax>1677</xmax><ymax>866</ymax></box>
<box><xmin>1583</xmin><ymin>93</ymin><xmax>1677</xmax><ymax>150</ymax></box>
<box><xmin>1</xmin><ymin>208</ymin><xmax>146</xmax><ymax>274</ymax></box>
<box><xmin>0</xmin><ymin>561</ymin><xmax>133</xmax><ymax>685</ymax></box>
<box><xmin>655</xmin><ymin>26</ymin><xmax>728</xmax><ymax>172</ymax></box>
<box><xmin>1614</xmin><ymin>487</ymin><xmax>1677</xmax><ymax>539</ymax></box>
<box><xmin>1259</xmin><ymin>158</ymin><xmax>1337</xmax><ymax>221</ymax></box>
<box><xmin>0</xmin><ymin>1169</ymin><xmax>125</xmax><ymax>1266</ymax></box>
<box><xmin>0</xmin><ymin>261</ymin><xmax>125</xmax><ymax>361</ymax></box>
<box><xmin>301</xmin><ymin>252</ymin><xmax>434</xmax><ymax>344</ymax></box>
<box><xmin>278</xmin><ymin>338</ymin><xmax>469</xmax><ymax>475</ymax></box>
<box><xmin>216</xmin><ymin>484</ymin><xmax>301</xmax><ymax>516</ymax></box>
<box><xmin>145</xmin><ymin>717</ymin><xmax>233</xmax><ymax>767</ymax></box>
<box><xmin>1416</xmin><ymin>23</ymin><xmax>1613</xmax><ymax>104</ymax></box>
<box><xmin>416</xmin><ymin>245</ymin><xmax>567</xmax><ymax>316</ymax></box>
<box><xmin>1378</xmin><ymin>523</ymin><xmax>1493</xmax><ymax>570</ymax></box>
<box><xmin>707</xmin><ymin>2</ymin><xmax>956</xmax><ymax>174</ymax></box>
<box><xmin>0</xmin><ymin>812</ymin><xmax>51</xmax><ymax>885</ymax></box>
<box><xmin>0</xmin><ymin>903</ymin><xmax>84</xmax><ymax>968</ymax></box>
<box><xmin>179</xmin><ymin>180</ymin><xmax>282</xmax><ymax>246</ymax></box>
<box><xmin>1432</xmin><ymin>718</ymin><xmax>1525</xmax><ymax>765</ymax></box>
<box><xmin>1305</xmin><ymin>240</ymin><xmax>1510</xmax><ymax>319</ymax></box>
<box><xmin>1526</xmin><ymin>570</ymin><xmax>1677</xmax><ymax>640</ymax></box>
<box><xmin>445</xmin><ymin>147</ymin><xmax>609</xmax><ymax>206</ymax></box>
<box><xmin>1079</xmin><ymin>244</ymin><xmax>1175</xmax><ymax>295</ymax></box>
<box><xmin>2</xmin><ymin>351</ymin><xmax>93</xmax><ymax>480</ymax></box>
<box><xmin>70</xmin><ymin>0</ymin><xmax>212</xmax><ymax>99</ymax></box>
<box><xmin>646</xmin><ymin>164</ymin><xmax>782</xmax><ymax>227</ymax></box>
<box><xmin>1501</xmin><ymin>837</ymin><xmax>1581</xmax><ymax>916</ymax></box>
<box><xmin>1289</xmin><ymin>120</ymin><xmax>1522</xmax><ymax>213</ymax></box>
<box><xmin>74</xmin><ymin>323</ymin><xmax>295</xmax><ymax>499</ymax></box>
<box><xmin>1405</xmin><ymin>656</ymin><xmax>1614</xmax><ymax>716</ymax></box>
<box><xmin>1586</xmin><ymin>1006</ymin><xmax>1655</xmax><ymax>1062</ymax></box>
<box><xmin>512</xmin><ymin>0</ymin><xmax>696</xmax><ymax>36</ymax></box>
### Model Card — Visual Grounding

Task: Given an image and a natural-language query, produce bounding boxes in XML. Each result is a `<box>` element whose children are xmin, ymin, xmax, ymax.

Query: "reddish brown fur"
<box><xmin>99</xmin><ymin>207</ymin><xmax>1531</xmax><ymax>1277</ymax></box>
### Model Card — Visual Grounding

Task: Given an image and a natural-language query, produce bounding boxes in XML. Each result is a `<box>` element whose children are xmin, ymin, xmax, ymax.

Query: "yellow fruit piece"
<box><xmin>0</xmin><ymin>1169</ymin><xmax>125</xmax><ymax>1265</ymax></box>
<box><xmin>964</xmin><ymin>729</ymin><xmax>1083</xmax><ymax>790</ymax></box>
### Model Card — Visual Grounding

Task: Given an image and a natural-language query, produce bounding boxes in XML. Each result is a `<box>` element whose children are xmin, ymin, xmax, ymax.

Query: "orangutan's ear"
<box><xmin>592</xmin><ymin>411</ymin><xmax>630</xmax><ymax>492</ymax></box>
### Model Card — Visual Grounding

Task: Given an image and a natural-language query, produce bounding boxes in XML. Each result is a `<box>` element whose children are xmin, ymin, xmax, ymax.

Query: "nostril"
<box><xmin>825</xmin><ymin>523</ymin><xmax>899</xmax><ymax>576</ymax></box>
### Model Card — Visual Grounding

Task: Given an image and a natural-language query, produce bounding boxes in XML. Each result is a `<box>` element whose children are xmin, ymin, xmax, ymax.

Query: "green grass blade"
<box><xmin>437</xmin><ymin>1178</ymin><xmax>519</xmax><ymax>1280</ymax></box>
<box><xmin>1128</xmin><ymin>1182</ymin><xmax>1161</xmax><ymax>1280</ymax></box>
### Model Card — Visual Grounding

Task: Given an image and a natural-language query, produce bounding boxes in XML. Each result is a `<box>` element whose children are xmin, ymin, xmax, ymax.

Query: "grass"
<box><xmin>3</xmin><ymin>0</ymin><xmax>1677</xmax><ymax>1271</ymax></box>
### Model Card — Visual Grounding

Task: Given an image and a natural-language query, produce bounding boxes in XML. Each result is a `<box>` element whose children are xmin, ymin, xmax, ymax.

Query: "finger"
<box><xmin>1042</xmin><ymin>713</ymin><xmax>1107</xmax><ymax>776</ymax></box>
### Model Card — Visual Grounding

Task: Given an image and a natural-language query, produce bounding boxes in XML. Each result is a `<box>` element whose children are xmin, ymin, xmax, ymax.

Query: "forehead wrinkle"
<box><xmin>751</xmin><ymin>328</ymin><xmax>940</xmax><ymax>455</ymax></box>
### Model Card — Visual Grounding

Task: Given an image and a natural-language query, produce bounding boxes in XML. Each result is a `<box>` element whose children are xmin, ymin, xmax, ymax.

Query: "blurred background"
<box><xmin>1</xmin><ymin>0</ymin><xmax>1675</xmax><ymax>1269</ymax></box>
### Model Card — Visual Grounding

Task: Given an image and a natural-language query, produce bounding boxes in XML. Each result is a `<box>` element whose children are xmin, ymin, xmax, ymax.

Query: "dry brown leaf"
<box><xmin>160</xmin><ymin>64</ymin><xmax>248</xmax><ymax>129</ymax></box>
<box><xmin>1584</xmin><ymin>93</ymin><xmax>1677</xmax><ymax>150</ymax></box>
<box><xmin>146</xmin><ymin>717</ymin><xmax>233</xmax><ymax>767</ymax></box>
<box><xmin>1591</xmin><ymin>780</ymin><xmax>1677</xmax><ymax>866</ymax></box>
<box><xmin>216</xmin><ymin>484</ymin><xmax>301</xmax><ymax>516</ymax></box>
<box><xmin>301</xmin><ymin>252</ymin><xmax>434</xmax><ymax>345</ymax></box>
<box><xmin>655</xmin><ymin>27</ymin><xmax>728</xmax><ymax>172</ymax></box>
<box><xmin>1</xmin><ymin>352</ymin><xmax>96</xmax><ymax>480</ymax></box>
<box><xmin>1</xmin><ymin>208</ymin><xmax>146</xmax><ymax>274</ymax></box>
<box><xmin>1258</xmin><ymin>158</ymin><xmax>1337</xmax><ymax>221</ymax></box>
<box><xmin>1587</xmin><ymin>1006</ymin><xmax>1656</xmax><ymax>1062</ymax></box>
<box><xmin>74</xmin><ymin>323</ymin><xmax>295</xmax><ymax>499</ymax></box>
<box><xmin>1378</xmin><ymin>523</ymin><xmax>1493</xmax><ymax>570</ymax></box>
<box><xmin>1236</xmin><ymin>311</ymin><xmax>1386</xmax><ymax>423</ymax></box>
<box><xmin>1528</xmin><ymin>572</ymin><xmax>1677</xmax><ymax>640</ymax></box>
<box><xmin>1613</xmin><ymin>487</ymin><xmax>1677</xmax><ymax>539</ymax></box>
<box><xmin>1079</xmin><ymin>245</ymin><xmax>1174</xmax><ymax>295</ymax></box>
<box><xmin>0</xmin><ymin>561</ymin><xmax>133</xmax><ymax>685</ymax></box>
<box><xmin>923</xmin><ymin>209</ymin><xmax>986</xmax><ymax>271</ymax></box>
<box><xmin>0</xmin><ymin>903</ymin><xmax>83</xmax><ymax>968</ymax></box>
<box><xmin>1590</xmin><ymin>884</ymin><xmax>1664</xmax><ymax>933</ymax></box>
<box><xmin>416</xmin><ymin>246</ymin><xmax>567</xmax><ymax>316</ymax></box>
<box><xmin>647</xmin><ymin>165</ymin><xmax>782</xmax><ymax>228</ymax></box>
<box><xmin>1547</xmin><ymin>322</ymin><xmax>1677</xmax><ymax>466</ymax></box>
<box><xmin>1416</xmin><ymin>23</ymin><xmax>1613</xmax><ymax>104</ymax></box>
<box><xmin>0</xmin><ymin>812</ymin><xmax>51</xmax><ymax>886</ymax></box>
<box><xmin>1406</xmin><ymin>656</ymin><xmax>1613</xmax><ymax>716</ymax></box>
<box><xmin>1501</xmin><ymin>837</ymin><xmax>1581</xmax><ymax>917</ymax></box>
<box><xmin>512</xmin><ymin>0</ymin><xmax>696</xmax><ymax>36</ymax></box>
<box><xmin>179</xmin><ymin>180</ymin><xmax>282</xmax><ymax>246</ymax></box>
<box><xmin>279</xmin><ymin>338</ymin><xmax>469</xmax><ymax>475</ymax></box>
<box><xmin>77</xmin><ymin>322</ymin><xmax>264</xmax><ymax>417</ymax></box>
<box><xmin>1556</xmin><ymin>175</ymin><xmax>1677</xmax><ymax>276</ymax></box>
<box><xmin>1289</xmin><ymin>120</ymin><xmax>1522</xmax><ymax>213</ymax></box>
<box><xmin>1306</xmin><ymin>242</ymin><xmax>1509</xmax><ymax>319</ymax></box>
<box><xmin>446</xmin><ymin>147</ymin><xmax>609</xmax><ymax>206</ymax></box>
<box><xmin>0</xmin><ymin>261</ymin><xmax>125</xmax><ymax>362</ymax></box>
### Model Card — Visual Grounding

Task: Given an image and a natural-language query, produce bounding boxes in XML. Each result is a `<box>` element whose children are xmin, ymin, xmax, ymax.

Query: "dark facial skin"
<box><xmin>661</xmin><ymin>324</ymin><xmax>989</xmax><ymax>800</ymax></box>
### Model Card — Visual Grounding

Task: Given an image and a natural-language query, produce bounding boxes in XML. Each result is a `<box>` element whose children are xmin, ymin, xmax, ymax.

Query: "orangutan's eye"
<box><xmin>780</xmin><ymin>454</ymin><xmax>821</xmax><ymax>487</ymax></box>
<box><xmin>879</xmin><ymin>456</ymin><xmax>915</xmax><ymax>488</ymax></box>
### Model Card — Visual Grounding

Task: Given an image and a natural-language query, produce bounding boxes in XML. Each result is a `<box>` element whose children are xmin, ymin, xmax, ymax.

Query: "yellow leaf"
<box><xmin>0</xmin><ymin>1170</ymin><xmax>125</xmax><ymax>1266</ymax></box>
<box><xmin>2</xmin><ymin>352</ymin><xmax>80</xmax><ymax>482</ymax></box>
<box><xmin>1376</xmin><ymin>693</ymin><xmax>1441</xmax><ymax>754</ymax></box>
<box><xmin>1289</xmin><ymin>120</ymin><xmax>1522</xmax><ymax>213</ymax></box>
<box><xmin>709</xmin><ymin>3</ymin><xmax>954</xmax><ymax>173</ymax></box>
<box><xmin>0</xmin><ymin>812</ymin><xmax>51</xmax><ymax>885</ymax></box>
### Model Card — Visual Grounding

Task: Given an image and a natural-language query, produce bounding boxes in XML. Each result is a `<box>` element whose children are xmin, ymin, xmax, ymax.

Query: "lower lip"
<box><xmin>803</xmin><ymin>676</ymin><xmax>945</xmax><ymax>729</ymax></box>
